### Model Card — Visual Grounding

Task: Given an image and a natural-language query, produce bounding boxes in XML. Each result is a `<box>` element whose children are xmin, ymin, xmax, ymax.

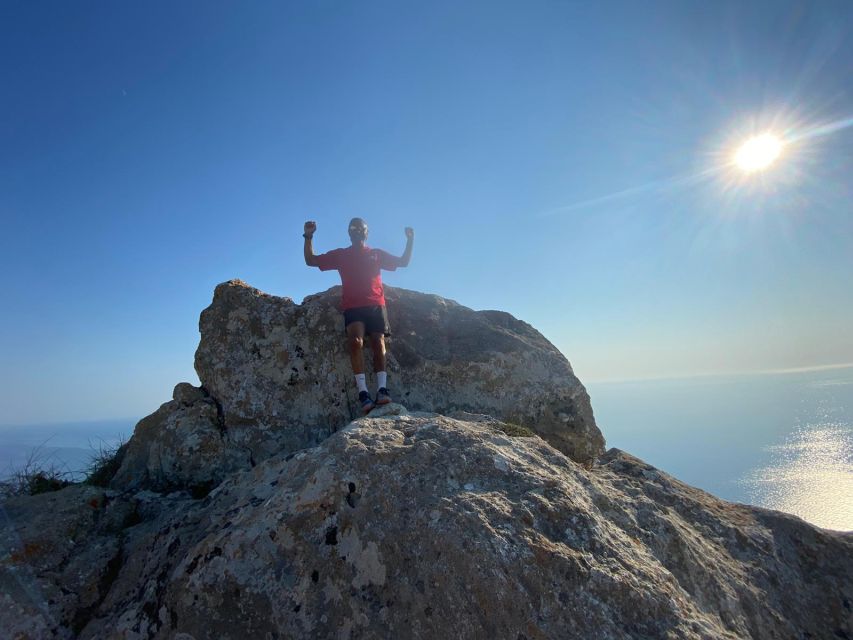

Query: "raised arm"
<box><xmin>303</xmin><ymin>220</ymin><xmax>319</xmax><ymax>267</ymax></box>
<box><xmin>399</xmin><ymin>227</ymin><xmax>414</xmax><ymax>267</ymax></box>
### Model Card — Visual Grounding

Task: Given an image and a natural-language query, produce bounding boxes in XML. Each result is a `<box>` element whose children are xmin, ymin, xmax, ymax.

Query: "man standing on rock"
<box><xmin>303</xmin><ymin>218</ymin><xmax>414</xmax><ymax>414</ymax></box>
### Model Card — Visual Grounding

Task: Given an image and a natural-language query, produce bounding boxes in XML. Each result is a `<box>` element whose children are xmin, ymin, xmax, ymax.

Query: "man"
<box><xmin>303</xmin><ymin>218</ymin><xmax>414</xmax><ymax>413</ymax></box>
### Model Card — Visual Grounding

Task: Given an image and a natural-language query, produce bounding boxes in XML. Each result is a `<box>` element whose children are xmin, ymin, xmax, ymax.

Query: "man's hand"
<box><xmin>304</xmin><ymin>221</ymin><xmax>319</xmax><ymax>267</ymax></box>
<box><xmin>398</xmin><ymin>227</ymin><xmax>414</xmax><ymax>267</ymax></box>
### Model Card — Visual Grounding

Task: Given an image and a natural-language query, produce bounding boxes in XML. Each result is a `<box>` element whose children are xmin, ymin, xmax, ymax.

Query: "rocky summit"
<box><xmin>1</xmin><ymin>283</ymin><xmax>851</xmax><ymax>639</ymax></box>
<box><xmin>111</xmin><ymin>280</ymin><xmax>603</xmax><ymax>494</ymax></box>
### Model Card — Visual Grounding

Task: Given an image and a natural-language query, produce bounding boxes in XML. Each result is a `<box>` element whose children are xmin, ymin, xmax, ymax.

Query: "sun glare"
<box><xmin>734</xmin><ymin>133</ymin><xmax>783</xmax><ymax>172</ymax></box>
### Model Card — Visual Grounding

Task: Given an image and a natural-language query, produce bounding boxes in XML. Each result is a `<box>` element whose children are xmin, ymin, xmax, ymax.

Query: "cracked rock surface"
<box><xmin>3</xmin><ymin>408</ymin><xmax>850</xmax><ymax>639</ymax></box>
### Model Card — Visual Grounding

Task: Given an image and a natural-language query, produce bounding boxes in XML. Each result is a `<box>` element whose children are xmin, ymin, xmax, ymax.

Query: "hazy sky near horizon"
<box><xmin>2</xmin><ymin>0</ymin><xmax>853</xmax><ymax>425</ymax></box>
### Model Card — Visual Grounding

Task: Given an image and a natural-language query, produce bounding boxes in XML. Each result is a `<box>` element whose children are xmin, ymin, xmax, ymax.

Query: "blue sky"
<box><xmin>2</xmin><ymin>0</ymin><xmax>852</xmax><ymax>425</ymax></box>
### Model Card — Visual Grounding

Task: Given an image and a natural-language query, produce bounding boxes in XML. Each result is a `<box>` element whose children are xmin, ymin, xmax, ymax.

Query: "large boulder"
<box><xmin>111</xmin><ymin>384</ymin><xmax>253</xmax><ymax>494</ymax></box>
<box><xmin>112</xmin><ymin>378</ymin><xmax>340</xmax><ymax>493</ymax></box>
<box><xmin>194</xmin><ymin>280</ymin><xmax>603</xmax><ymax>463</ymax></box>
<box><xmin>8</xmin><ymin>411</ymin><xmax>849</xmax><ymax>639</ymax></box>
<box><xmin>112</xmin><ymin>280</ymin><xmax>601</xmax><ymax>494</ymax></box>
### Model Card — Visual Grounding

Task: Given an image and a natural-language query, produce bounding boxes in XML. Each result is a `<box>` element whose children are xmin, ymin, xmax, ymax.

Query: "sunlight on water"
<box><xmin>741</xmin><ymin>424</ymin><xmax>853</xmax><ymax>531</ymax></box>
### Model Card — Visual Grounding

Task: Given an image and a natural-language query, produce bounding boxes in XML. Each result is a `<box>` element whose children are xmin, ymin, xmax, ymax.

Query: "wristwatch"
<box><xmin>303</xmin><ymin>234</ymin><xmax>313</xmax><ymax>239</ymax></box>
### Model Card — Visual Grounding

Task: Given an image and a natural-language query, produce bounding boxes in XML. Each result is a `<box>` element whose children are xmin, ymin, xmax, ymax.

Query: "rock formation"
<box><xmin>1</xmin><ymin>282</ymin><xmax>850</xmax><ymax>640</ymax></box>
<box><xmin>111</xmin><ymin>280</ymin><xmax>602</xmax><ymax>493</ymax></box>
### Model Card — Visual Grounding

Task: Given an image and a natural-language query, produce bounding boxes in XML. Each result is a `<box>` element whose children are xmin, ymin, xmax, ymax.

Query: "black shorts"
<box><xmin>343</xmin><ymin>305</ymin><xmax>391</xmax><ymax>337</ymax></box>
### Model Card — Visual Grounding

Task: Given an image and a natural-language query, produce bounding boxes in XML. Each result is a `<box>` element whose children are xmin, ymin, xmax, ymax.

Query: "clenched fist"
<box><xmin>304</xmin><ymin>221</ymin><xmax>317</xmax><ymax>237</ymax></box>
<box><xmin>405</xmin><ymin>227</ymin><xmax>414</xmax><ymax>240</ymax></box>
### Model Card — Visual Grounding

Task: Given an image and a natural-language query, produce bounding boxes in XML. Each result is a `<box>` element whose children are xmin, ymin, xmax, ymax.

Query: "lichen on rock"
<box><xmin>198</xmin><ymin>281</ymin><xmax>601</xmax><ymax>459</ymax></box>
<box><xmin>112</xmin><ymin>280</ymin><xmax>604</xmax><ymax>495</ymax></box>
<box><xmin>5</xmin><ymin>413</ymin><xmax>850</xmax><ymax>639</ymax></box>
<box><xmin>2</xmin><ymin>281</ymin><xmax>850</xmax><ymax>640</ymax></box>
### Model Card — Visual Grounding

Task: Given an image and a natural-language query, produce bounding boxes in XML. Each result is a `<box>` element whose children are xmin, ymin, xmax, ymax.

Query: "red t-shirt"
<box><xmin>315</xmin><ymin>245</ymin><xmax>401</xmax><ymax>310</ymax></box>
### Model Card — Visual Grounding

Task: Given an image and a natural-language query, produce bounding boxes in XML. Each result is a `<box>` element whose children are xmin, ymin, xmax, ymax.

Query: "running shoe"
<box><xmin>375</xmin><ymin>387</ymin><xmax>392</xmax><ymax>405</ymax></box>
<box><xmin>359</xmin><ymin>391</ymin><xmax>374</xmax><ymax>414</ymax></box>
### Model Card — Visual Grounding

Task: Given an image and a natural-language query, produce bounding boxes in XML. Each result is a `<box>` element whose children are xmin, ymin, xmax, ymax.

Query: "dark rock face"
<box><xmin>3</xmin><ymin>411</ymin><xmax>851</xmax><ymax>639</ymax></box>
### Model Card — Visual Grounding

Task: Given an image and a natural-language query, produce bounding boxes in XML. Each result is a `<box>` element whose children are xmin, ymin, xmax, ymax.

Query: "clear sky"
<box><xmin>2</xmin><ymin>0</ymin><xmax>852</xmax><ymax>425</ymax></box>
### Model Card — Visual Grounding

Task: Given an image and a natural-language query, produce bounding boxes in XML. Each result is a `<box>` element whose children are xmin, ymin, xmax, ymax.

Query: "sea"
<box><xmin>0</xmin><ymin>419</ymin><xmax>130</xmax><ymax>487</ymax></box>
<box><xmin>587</xmin><ymin>365</ymin><xmax>853</xmax><ymax>532</ymax></box>
<box><xmin>1</xmin><ymin>366</ymin><xmax>851</xmax><ymax>531</ymax></box>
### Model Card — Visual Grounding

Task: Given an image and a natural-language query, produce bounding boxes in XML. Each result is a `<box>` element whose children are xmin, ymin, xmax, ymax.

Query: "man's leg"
<box><xmin>370</xmin><ymin>333</ymin><xmax>391</xmax><ymax>404</ymax></box>
<box><xmin>346</xmin><ymin>321</ymin><xmax>367</xmax><ymax>376</ymax></box>
<box><xmin>347</xmin><ymin>322</ymin><xmax>374</xmax><ymax>413</ymax></box>
<box><xmin>369</xmin><ymin>332</ymin><xmax>386</xmax><ymax>373</ymax></box>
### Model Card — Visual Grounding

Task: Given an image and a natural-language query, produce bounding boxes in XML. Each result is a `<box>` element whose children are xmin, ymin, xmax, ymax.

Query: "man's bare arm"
<box><xmin>304</xmin><ymin>220</ymin><xmax>319</xmax><ymax>267</ymax></box>
<box><xmin>398</xmin><ymin>227</ymin><xmax>414</xmax><ymax>267</ymax></box>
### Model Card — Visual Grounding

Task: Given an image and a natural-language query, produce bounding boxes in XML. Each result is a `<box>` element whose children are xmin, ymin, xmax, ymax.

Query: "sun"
<box><xmin>734</xmin><ymin>133</ymin><xmax>783</xmax><ymax>172</ymax></box>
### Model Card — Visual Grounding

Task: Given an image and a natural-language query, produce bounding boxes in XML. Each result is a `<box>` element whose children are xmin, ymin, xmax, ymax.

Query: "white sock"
<box><xmin>376</xmin><ymin>371</ymin><xmax>387</xmax><ymax>390</ymax></box>
<box><xmin>355</xmin><ymin>374</ymin><xmax>368</xmax><ymax>393</ymax></box>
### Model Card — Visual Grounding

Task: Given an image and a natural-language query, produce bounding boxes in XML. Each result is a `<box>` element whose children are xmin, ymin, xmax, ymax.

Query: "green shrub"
<box><xmin>25</xmin><ymin>471</ymin><xmax>72</xmax><ymax>495</ymax></box>
<box><xmin>491</xmin><ymin>422</ymin><xmax>535</xmax><ymax>437</ymax></box>
<box><xmin>84</xmin><ymin>438</ymin><xmax>127</xmax><ymax>488</ymax></box>
<box><xmin>0</xmin><ymin>444</ymin><xmax>74</xmax><ymax>498</ymax></box>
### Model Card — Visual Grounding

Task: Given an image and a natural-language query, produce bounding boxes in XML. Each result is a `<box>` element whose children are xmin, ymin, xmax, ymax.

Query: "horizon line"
<box><xmin>583</xmin><ymin>361</ymin><xmax>853</xmax><ymax>385</ymax></box>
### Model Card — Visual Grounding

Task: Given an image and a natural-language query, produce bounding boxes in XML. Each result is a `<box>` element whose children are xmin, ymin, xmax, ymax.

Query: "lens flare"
<box><xmin>539</xmin><ymin>113</ymin><xmax>853</xmax><ymax>217</ymax></box>
<box><xmin>734</xmin><ymin>134</ymin><xmax>783</xmax><ymax>172</ymax></box>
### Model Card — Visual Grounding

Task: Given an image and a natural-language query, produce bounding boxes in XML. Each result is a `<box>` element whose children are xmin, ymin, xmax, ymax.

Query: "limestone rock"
<box><xmin>172</xmin><ymin>382</ymin><xmax>207</xmax><ymax>404</ymax></box>
<box><xmin>194</xmin><ymin>280</ymin><xmax>602</xmax><ymax>463</ymax></box>
<box><xmin>111</xmin><ymin>395</ymin><xmax>252</xmax><ymax>494</ymax></box>
<box><xmin>113</xmin><ymin>280</ymin><xmax>600</xmax><ymax>494</ymax></box>
<box><xmin>7</xmin><ymin>413</ymin><xmax>848</xmax><ymax>639</ymax></box>
<box><xmin>3</xmin><ymin>279</ymin><xmax>848</xmax><ymax>639</ymax></box>
<box><xmin>0</xmin><ymin>485</ymin><xmax>135</xmax><ymax>639</ymax></box>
